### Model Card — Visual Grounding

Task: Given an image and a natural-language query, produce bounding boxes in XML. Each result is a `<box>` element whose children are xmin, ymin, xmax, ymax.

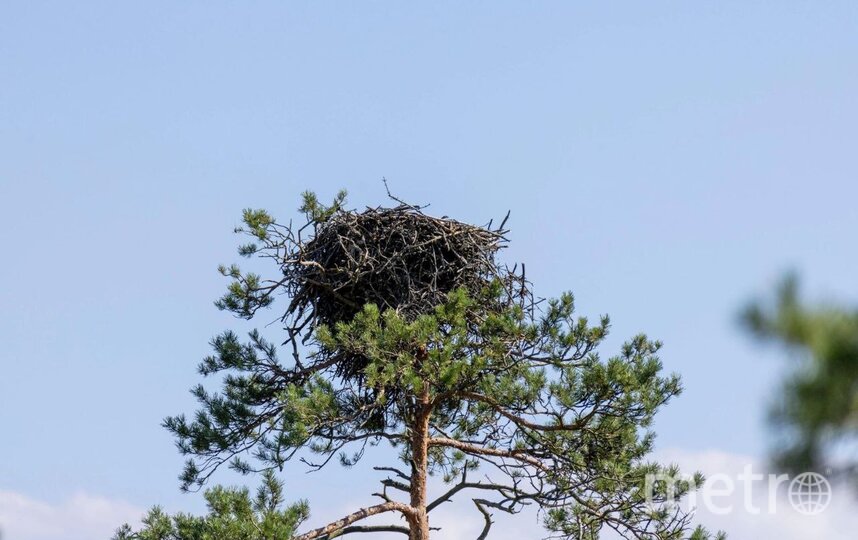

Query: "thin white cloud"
<box><xmin>656</xmin><ymin>447</ymin><xmax>858</xmax><ymax>539</ymax></box>
<box><xmin>0</xmin><ymin>489</ymin><xmax>142</xmax><ymax>540</ymax></box>
<box><xmin>5</xmin><ymin>449</ymin><xmax>857</xmax><ymax>540</ymax></box>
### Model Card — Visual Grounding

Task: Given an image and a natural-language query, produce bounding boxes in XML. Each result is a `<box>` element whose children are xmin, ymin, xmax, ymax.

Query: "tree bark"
<box><xmin>292</xmin><ymin>501</ymin><xmax>414</xmax><ymax>540</ymax></box>
<box><xmin>408</xmin><ymin>383</ymin><xmax>432</xmax><ymax>540</ymax></box>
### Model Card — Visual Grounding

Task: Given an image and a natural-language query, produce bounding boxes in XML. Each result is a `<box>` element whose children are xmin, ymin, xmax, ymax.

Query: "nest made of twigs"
<box><xmin>291</xmin><ymin>204</ymin><xmax>504</xmax><ymax>323</ymax></box>
<box><xmin>272</xmin><ymin>199</ymin><xmax>528</xmax><ymax>380</ymax></box>
<box><xmin>270</xmin><ymin>203</ymin><xmax>524</xmax><ymax>379</ymax></box>
<box><xmin>278</xmin><ymin>203</ymin><xmax>510</xmax><ymax>379</ymax></box>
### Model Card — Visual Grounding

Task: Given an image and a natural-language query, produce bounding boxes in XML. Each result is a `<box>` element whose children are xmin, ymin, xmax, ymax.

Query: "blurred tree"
<box><xmin>113</xmin><ymin>470</ymin><xmax>308</xmax><ymax>540</ymax></box>
<box><xmin>742</xmin><ymin>274</ymin><xmax>858</xmax><ymax>476</ymax></box>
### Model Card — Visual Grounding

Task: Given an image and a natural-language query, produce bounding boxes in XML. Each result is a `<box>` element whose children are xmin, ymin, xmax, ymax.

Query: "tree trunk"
<box><xmin>408</xmin><ymin>385</ymin><xmax>431</xmax><ymax>540</ymax></box>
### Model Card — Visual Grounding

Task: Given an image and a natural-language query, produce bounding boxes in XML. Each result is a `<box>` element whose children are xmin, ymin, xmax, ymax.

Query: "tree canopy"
<box><xmin>123</xmin><ymin>191</ymin><xmax>720</xmax><ymax>540</ymax></box>
<box><xmin>114</xmin><ymin>471</ymin><xmax>308</xmax><ymax>540</ymax></box>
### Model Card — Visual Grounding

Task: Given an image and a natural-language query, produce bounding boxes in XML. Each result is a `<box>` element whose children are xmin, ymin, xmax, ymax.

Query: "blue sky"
<box><xmin>2</xmin><ymin>2</ymin><xmax>857</xmax><ymax>538</ymax></box>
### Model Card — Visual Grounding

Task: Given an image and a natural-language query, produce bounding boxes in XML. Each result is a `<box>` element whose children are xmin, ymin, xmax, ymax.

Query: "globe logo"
<box><xmin>788</xmin><ymin>472</ymin><xmax>832</xmax><ymax>515</ymax></box>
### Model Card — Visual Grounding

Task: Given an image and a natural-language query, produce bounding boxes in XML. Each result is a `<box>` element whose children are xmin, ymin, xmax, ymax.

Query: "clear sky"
<box><xmin>1</xmin><ymin>2</ymin><xmax>857</xmax><ymax>539</ymax></box>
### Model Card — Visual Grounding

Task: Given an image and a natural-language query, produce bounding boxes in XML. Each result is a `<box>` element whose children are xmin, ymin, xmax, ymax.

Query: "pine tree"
<box><xmin>114</xmin><ymin>471</ymin><xmax>309</xmax><ymax>539</ymax></box>
<box><xmin>743</xmin><ymin>274</ymin><xmax>858</xmax><ymax>478</ymax></box>
<box><xmin>153</xmin><ymin>191</ymin><xmax>720</xmax><ymax>540</ymax></box>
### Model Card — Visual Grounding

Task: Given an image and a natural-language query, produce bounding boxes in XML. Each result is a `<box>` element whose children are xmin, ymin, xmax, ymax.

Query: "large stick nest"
<box><xmin>272</xmin><ymin>203</ymin><xmax>518</xmax><ymax>380</ymax></box>
<box><xmin>290</xmin><ymin>205</ymin><xmax>505</xmax><ymax>324</ymax></box>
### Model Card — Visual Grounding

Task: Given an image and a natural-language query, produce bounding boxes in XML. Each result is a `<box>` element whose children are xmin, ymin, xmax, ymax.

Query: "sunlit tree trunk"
<box><xmin>408</xmin><ymin>384</ymin><xmax>431</xmax><ymax>540</ymax></box>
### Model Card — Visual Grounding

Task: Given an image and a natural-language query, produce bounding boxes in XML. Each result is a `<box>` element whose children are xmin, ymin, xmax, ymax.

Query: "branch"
<box><xmin>292</xmin><ymin>502</ymin><xmax>416</xmax><ymax>540</ymax></box>
<box><xmin>427</xmin><ymin>437</ymin><xmax>547</xmax><ymax>471</ymax></box>
<box><xmin>321</xmin><ymin>524</ymin><xmax>409</xmax><ymax>538</ymax></box>
<box><xmin>460</xmin><ymin>391</ymin><xmax>595</xmax><ymax>432</ymax></box>
<box><xmin>427</xmin><ymin>480</ymin><xmax>515</xmax><ymax>512</ymax></box>
<box><xmin>373</xmin><ymin>466</ymin><xmax>412</xmax><ymax>482</ymax></box>
<box><xmin>473</xmin><ymin>499</ymin><xmax>493</xmax><ymax>540</ymax></box>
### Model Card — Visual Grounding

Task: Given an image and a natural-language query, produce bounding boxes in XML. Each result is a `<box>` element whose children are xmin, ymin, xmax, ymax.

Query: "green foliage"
<box><xmin>113</xmin><ymin>471</ymin><xmax>308</xmax><ymax>540</ymax></box>
<box><xmin>299</xmin><ymin>189</ymin><xmax>347</xmax><ymax>222</ymax></box>
<box><xmin>742</xmin><ymin>274</ymin><xmax>858</xmax><ymax>473</ymax></box>
<box><xmin>159</xmin><ymin>192</ymin><xmax>721</xmax><ymax>539</ymax></box>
